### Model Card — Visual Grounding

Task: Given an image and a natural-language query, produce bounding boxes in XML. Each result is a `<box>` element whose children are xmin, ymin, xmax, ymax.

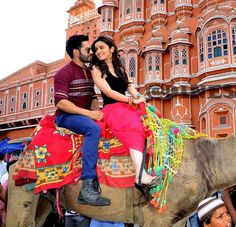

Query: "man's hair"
<box><xmin>66</xmin><ymin>35</ymin><xmax>89</xmax><ymax>59</ymax></box>
<box><xmin>7</xmin><ymin>159</ymin><xmax>18</xmax><ymax>173</ymax></box>
<box><xmin>0</xmin><ymin>153</ymin><xmax>4</xmax><ymax>161</ymax></box>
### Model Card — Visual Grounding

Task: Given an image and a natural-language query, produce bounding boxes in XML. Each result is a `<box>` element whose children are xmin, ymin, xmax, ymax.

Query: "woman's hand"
<box><xmin>132</xmin><ymin>96</ymin><xmax>146</xmax><ymax>105</ymax></box>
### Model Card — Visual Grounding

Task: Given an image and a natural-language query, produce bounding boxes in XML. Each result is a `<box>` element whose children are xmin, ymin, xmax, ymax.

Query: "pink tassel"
<box><xmin>56</xmin><ymin>189</ymin><xmax>64</xmax><ymax>220</ymax></box>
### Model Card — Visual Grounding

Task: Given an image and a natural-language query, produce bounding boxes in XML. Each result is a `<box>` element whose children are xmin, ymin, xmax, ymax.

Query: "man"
<box><xmin>54</xmin><ymin>35</ymin><xmax>110</xmax><ymax>206</ymax></box>
<box><xmin>197</xmin><ymin>197</ymin><xmax>232</xmax><ymax>227</ymax></box>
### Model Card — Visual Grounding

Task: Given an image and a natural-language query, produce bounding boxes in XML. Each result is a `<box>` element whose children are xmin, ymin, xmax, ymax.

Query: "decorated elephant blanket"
<box><xmin>12</xmin><ymin>114</ymin><xmax>136</xmax><ymax>193</ymax></box>
<box><xmin>12</xmin><ymin>104</ymin><xmax>205</xmax><ymax>211</ymax></box>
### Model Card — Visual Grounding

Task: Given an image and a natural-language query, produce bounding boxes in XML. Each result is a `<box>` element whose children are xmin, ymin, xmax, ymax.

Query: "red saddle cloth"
<box><xmin>12</xmin><ymin>114</ymin><xmax>136</xmax><ymax>193</ymax></box>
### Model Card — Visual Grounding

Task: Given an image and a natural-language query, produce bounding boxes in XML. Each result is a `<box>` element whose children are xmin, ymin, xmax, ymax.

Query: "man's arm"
<box><xmin>90</xmin><ymin>97</ymin><xmax>100</xmax><ymax>111</ymax></box>
<box><xmin>0</xmin><ymin>184</ymin><xmax>6</xmax><ymax>203</ymax></box>
<box><xmin>56</xmin><ymin>99</ymin><xmax>103</xmax><ymax>121</ymax></box>
<box><xmin>222</xmin><ymin>187</ymin><xmax>236</xmax><ymax>224</ymax></box>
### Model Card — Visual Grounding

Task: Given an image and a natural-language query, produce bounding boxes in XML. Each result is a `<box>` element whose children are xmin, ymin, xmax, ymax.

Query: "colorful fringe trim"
<box><xmin>142</xmin><ymin>105</ymin><xmax>207</xmax><ymax>213</ymax></box>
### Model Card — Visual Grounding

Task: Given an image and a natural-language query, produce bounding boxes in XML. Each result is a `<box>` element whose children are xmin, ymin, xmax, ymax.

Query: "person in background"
<box><xmin>0</xmin><ymin>157</ymin><xmax>18</xmax><ymax>227</ymax></box>
<box><xmin>222</xmin><ymin>185</ymin><xmax>236</xmax><ymax>225</ymax></box>
<box><xmin>197</xmin><ymin>196</ymin><xmax>232</xmax><ymax>227</ymax></box>
<box><xmin>54</xmin><ymin>34</ymin><xmax>110</xmax><ymax>206</ymax></box>
<box><xmin>0</xmin><ymin>154</ymin><xmax>6</xmax><ymax>180</ymax></box>
<box><xmin>64</xmin><ymin>209</ymin><xmax>91</xmax><ymax>227</ymax></box>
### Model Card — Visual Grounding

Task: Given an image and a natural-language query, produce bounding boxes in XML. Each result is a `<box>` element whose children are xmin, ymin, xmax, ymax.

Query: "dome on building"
<box><xmin>169</xmin><ymin>28</ymin><xmax>190</xmax><ymax>45</ymax></box>
<box><xmin>152</xmin><ymin>29</ymin><xmax>163</xmax><ymax>39</ymax></box>
<box><xmin>98</xmin><ymin>0</ymin><xmax>117</xmax><ymax>13</ymax></box>
<box><xmin>142</xmin><ymin>30</ymin><xmax>164</xmax><ymax>53</ymax></box>
<box><xmin>176</xmin><ymin>20</ymin><xmax>189</xmax><ymax>31</ymax></box>
<box><xmin>171</xmin><ymin>30</ymin><xmax>188</xmax><ymax>40</ymax></box>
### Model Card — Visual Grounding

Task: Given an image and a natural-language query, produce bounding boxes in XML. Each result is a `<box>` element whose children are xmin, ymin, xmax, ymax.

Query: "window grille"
<box><xmin>232</xmin><ymin>26</ymin><xmax>236</xmax><ymax>55</ymax></box>
<box><xmin>174</xmin><ymin>49</ymin><xmax>179</xmax><ymax>65</ymax></box>
<box><xmin>219</xmin><ymin>115</ymin><xmax>227</xmax><ymax>125</ymax></box>
<box><xmin>182</xmin><ymin>49</ymin><xmax>187</xmax><ymax>65</ymax></box>
<box><xmin>207</xmin><ymin>30</ymin><xmax>228</xmax><ymax>59</ymax></box>
<box><xmin>155</xmin><ymin>55</ymin><xmax>160</xmax><ymax>70</ymax></box>
<box><xmin>129</xmin><ymin>57</ymin><xmax>136</xmax><ymax>78</ymax></box>
<box><xmin>199</xmin><ymin>33</ymin><xmax>204</xmax><ymax>62</ymax></box>
<box><xmin>148</xmin><ymin>56</ymin><xmax>153</xmax><ymax>71</ymax></box>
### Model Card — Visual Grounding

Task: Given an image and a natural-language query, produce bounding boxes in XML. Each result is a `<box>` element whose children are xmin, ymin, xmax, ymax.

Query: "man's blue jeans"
<box><xmin>55</xmin><ymin>113</ymin><xmax>100</xmax><ymax>179</ymax></box>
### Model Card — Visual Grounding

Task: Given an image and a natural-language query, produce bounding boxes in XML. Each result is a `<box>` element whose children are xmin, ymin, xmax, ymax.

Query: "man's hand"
<box><xmin>89</xmin><ymin>110</ymin><xmax>104</xmax><ymax>121</ymax></box>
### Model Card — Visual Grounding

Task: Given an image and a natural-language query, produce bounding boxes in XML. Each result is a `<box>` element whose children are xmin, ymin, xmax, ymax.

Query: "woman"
<box><xmin>197</xmin><ymin>197</ymin><xmax>232</xmax><ymax>227</ymax></box>
<box><xmin>90</xmin><ymin>36</ymin><xmax>159</xmax><ymax>192</ymax></box>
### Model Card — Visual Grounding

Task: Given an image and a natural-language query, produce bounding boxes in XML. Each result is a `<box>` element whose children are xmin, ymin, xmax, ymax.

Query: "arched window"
<box><xmin>202</xmin><ymin>118</ymin><xmax>206</xmax><ymax>130</ymax></box>
<box><xmin>174</xmin><ymin>49</ymin><xmax>179</xmax><ymax>65</ymax></box>
<box><xmin>160</xmin><ymin>0</ymin><xmax>165</xmax><ymax>3</ymax></box>
<box><xmin>129</xmin><ymin>57</ymin><xmax>136</xmax><ymax>78</ymax></box>
<box><xmin>182</xmin><ymin>49</ymin><xmax>187</xmax><ymax>65</ymax></box>
<box><xmin>125</xmin><ymin>0</ymin><xmax>132</xmax><ymax>15</ymax></box>
<box><xmin>136</xmin><ymin>0</ymin><xmax>142</xmax><ymax>11</ymax></box>
<box><xmin>22</xmin><ymin>102</ymin><xmax>27</xmax><ymax>109</ymax></box>
<box><xmin>126</xmin><ymin>8</ymin><xmax>131</xmax><ymax>14</ymax></box>
<box><xmin>108</xmin><ymin>8</ymin><xmax>112</xmax><ymax>22</ymax></box>
<box><xmin>35</xmin><ymin>101</ymin><xmax>39</xmax><ymax>107</ymax></box>
<box><xmin>199</xmin><ymin>32</ymin><xmax>204</xmax><ymax>62</ymax></box>
<box><xmin>154</xmin><ymin>0</ymin><xmax>157</xmax><ymax>4</ymax></box>
<box><xmin>102</xmin><ymin>10</ymin><xmax>105</xmax><ymax>22</ymax></box>
<box><xmin>49</xmin><ymin>98</ymin><xmax>54</xmax><ymax>104</ymax></box>
<box><xmin>207</xmin><ymin>30</ymin><xmax>228</xmax><ymax>59</ymax></box>
<box><xmin>232</xmin><ymin>26</ymin><xmax>236</xmax><ymax>55</ymax></box>
<box><xmin>119</xmin><ymin>0</ymin><xmax>122</xmax><ymax>18</ymax></box>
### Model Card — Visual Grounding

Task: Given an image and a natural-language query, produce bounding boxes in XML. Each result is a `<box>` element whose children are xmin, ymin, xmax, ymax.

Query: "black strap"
<box><xmin>138</xmin><ymin>139</ymin><xmax>147</xmax><ymax>185</ymax></box>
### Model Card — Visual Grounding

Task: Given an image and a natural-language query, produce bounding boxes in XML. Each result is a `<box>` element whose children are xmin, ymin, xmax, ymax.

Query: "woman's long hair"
<box><xmin>91</xmin><ymin>36</ymin><xmax>128</xmax><ymax>86</ymax></box>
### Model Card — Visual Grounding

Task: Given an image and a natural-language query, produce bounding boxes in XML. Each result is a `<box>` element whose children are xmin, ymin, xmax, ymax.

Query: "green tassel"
<box><xmin>23</xmin><ymin>183</ymin><xmax>35</xmax><ymax>191</ymax></box>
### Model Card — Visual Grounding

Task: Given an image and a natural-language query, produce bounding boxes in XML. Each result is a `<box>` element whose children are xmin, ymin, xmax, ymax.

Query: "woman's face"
<box><xmin>94</xmin><ymin>41</ymin><xmax>113</xmax><ymax>62</ymax></box>
<box><xmin>204</xmin><ymin>206</ymin><xmax>232</xmax><ymax>227</ymax></box>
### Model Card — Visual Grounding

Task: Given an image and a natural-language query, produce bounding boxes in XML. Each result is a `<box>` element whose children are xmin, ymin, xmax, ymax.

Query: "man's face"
<box><xmin>78</xmin><ymin>41</ymin><xmax>92</xmax><ymax>63</ymax></box>
<box><xmin>204</xmin><ymin>206</ymin><xmax>232</xmax><ymax>227</ymax></box>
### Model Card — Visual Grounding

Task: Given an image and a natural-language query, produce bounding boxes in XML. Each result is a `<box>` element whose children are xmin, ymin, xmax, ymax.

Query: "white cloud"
<box><xmin>0</xmin><ymin>0</ymin><xmax>102</xmax><ymax>79</ymax></box>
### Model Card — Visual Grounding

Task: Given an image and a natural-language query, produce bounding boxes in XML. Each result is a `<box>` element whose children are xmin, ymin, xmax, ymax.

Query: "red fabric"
<box><xmin>101</xmin><ymin>102</ymin><xmax>146</xmax><ymax>152</ymax></box>
<box><xmin>12</xmin><ymin>114</ymin><xmax>137</xmax><ymax>193</ymax></box>
<box><xmin>97</xmin><ymin>167</ymin><xmax>135</xmax><ymax>188</ymax></box>
<box><xmin>13</xmin><ymin>115</ymin><xmax>82</xmax><ymax>193</ymax></box>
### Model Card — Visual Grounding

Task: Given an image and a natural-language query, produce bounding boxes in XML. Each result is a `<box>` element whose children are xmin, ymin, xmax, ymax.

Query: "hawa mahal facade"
<box><xmin>0</xmin><ymin>0</ymin><xmax>236</xmax><ymax>140</ymax></box>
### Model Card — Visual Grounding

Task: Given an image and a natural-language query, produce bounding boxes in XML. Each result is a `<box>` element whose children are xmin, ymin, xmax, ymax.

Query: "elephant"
<box><xmin>6</xmin><ymin>135</ymin><xmax>236</xmax><ymax>227</ymax></box>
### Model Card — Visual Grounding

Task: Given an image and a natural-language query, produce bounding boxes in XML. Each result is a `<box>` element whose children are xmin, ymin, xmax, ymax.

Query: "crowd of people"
<box><xmin>1</xmin><ymin>34</ymin><xmax>236</xmax><ymax>226</ymax></box>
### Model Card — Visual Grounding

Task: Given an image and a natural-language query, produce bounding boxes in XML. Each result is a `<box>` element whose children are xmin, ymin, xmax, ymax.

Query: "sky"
<box><xmin>0</xmin><ymin>0</ymin><xmax>102</xmax><ymax>80</ymax></box>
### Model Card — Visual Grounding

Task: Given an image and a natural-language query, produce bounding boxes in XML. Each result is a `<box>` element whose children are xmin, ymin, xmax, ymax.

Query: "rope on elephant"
<box><xmin>141</xmin><ymin>105</ymin><xmax>207</xmax><ymax>213</ymax></box>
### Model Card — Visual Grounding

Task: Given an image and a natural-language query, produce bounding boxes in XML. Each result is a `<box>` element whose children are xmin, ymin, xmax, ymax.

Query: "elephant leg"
<box><xmin>7</xmin><ymin>165</ymin><xmax>39</xmax><ymax>227</ymax></box>
<box><xmin>35</xmin><ymin>197</ymin><xmax>52</xmax><ymax>227</ymax></box>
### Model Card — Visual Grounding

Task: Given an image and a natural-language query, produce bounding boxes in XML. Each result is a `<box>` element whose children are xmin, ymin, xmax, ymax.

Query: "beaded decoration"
<box><xmin>141</xmin><ymin>105</ymin><xmax>207</xmax><ymax>213</ymax></box>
